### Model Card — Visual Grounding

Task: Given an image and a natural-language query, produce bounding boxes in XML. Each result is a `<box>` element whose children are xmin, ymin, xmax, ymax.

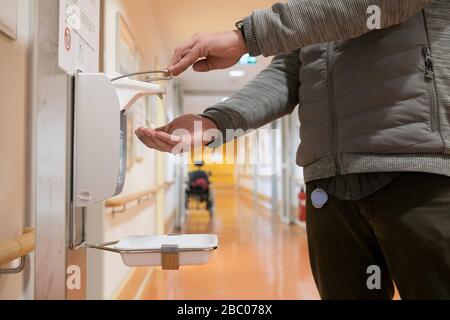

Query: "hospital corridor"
<box><xmin>1</xmin><ymin>0</ymin><xmax>450</xmax><ymax>305</ymax></box>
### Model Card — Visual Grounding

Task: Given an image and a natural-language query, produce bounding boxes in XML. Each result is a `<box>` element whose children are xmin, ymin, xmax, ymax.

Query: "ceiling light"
<box><xmin>229</xmin><ymin>70</ymin><xmax>245</xmax><ymax>78</ymax></box>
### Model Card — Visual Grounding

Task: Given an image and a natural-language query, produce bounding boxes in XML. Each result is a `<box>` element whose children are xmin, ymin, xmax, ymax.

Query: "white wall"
<box><xmin>235</xmin><ymin>114</ymin><xmax>304</xmax><ymax>216</ymax></box>
<box><xmin>236</xmin><ymin>123</ymin><xmax>280</xmax><ymax>211</ymax></box>
<box><xmin>0</xmin><ymin>0</ymin><xmax>33</xmax><ymax>300</ymax></box>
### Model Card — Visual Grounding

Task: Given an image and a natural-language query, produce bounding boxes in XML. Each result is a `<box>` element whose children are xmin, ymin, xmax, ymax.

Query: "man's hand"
<box><xmin>168</xmin><ymin>30</ymin><xmax>248</xmax><ymax>76</ymax></box>
<box><xmin>135</xmin><ymin>114</ymin><xmax>218</xmax><ymax>154</ymax></box>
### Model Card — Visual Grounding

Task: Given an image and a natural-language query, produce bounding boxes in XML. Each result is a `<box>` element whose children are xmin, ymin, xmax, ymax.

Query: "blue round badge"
<box><xmin>311</xmin><ymin>188</ymin><xmax>329</xmax><ymax>209</ymax></box>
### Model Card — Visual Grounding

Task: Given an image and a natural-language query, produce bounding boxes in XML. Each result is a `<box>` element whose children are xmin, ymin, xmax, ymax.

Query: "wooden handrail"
<box><xmin>0</xmin><ymin>229</ymin><xmax>35</xmax><ymax>266</ymax></box>
<box><xmin>105</xmin><ymin>181</ymin><xmax>177</xmax><ymax>213</ymax></box>
<box><xmin>106</xmin><ymin>186</ymin><xmax>162</xmax><ymax>208</ymax></box>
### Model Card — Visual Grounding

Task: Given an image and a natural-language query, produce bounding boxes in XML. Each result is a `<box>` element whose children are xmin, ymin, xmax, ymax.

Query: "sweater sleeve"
<box><xmin>202</xmin><ymin>50</ymin><xmax>301</xmax><ymax>146</ymax></box>
<box><xmin>243</xmin><ymin>0</ymin><xmax>433</xmax><ymax>57</ymax></box>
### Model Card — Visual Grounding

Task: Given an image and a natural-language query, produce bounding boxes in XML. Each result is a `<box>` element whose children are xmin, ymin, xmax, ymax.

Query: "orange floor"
<box><xmin>136</xmin><ymin>187</ymin><xmax>320</xmax><ymax>300</ymax></box>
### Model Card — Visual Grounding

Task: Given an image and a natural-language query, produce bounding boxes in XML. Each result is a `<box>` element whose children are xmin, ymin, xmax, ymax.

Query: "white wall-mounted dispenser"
<box><xmin>71</xmin><ymin>71</ymin><xmax>219</xmax><ymax>270</ymax></box>
<box><xmin>73</xmin><ymin>72</ymin><xmax>167</xmax><ymax>208</ymax></box>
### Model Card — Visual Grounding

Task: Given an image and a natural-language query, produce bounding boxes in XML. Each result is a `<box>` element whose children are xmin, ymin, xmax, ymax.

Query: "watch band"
<box><xmin>235</xmin><ymin>20</ymin><xmax>246</xmax><ymax>43</ymax></box>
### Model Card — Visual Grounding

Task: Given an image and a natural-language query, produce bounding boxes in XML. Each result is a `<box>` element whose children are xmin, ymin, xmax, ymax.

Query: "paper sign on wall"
<box><xmin>58</xmin><ymin>0</ymin><xmax>100</xmax><ymax>74</ymax></box>
<box><xmin>0</xmin><ymin>0</ymin><xmax>18</xmax><ymax>40</ymax></box>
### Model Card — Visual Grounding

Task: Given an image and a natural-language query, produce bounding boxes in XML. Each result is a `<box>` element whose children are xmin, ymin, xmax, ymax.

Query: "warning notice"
<box><xmin>58</xmin><ymin>0</ymin><xmax>100</xmax><ymax>74</ymax></box>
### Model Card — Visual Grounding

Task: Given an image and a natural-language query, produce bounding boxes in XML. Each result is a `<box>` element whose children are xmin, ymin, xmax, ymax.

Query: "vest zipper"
<box><xmin>422</xmin><ymin>10</ymin><xmax>439</xmax><ymax>133</ymax></box>
<box><xmin>327</xmin><ymin>43</ymin><xmax>340</xmax><ymax>175</ymax></box>
<box><xmin>423</xmin><ymin>47</ymin><xmax>438</xmax><ymax>132</ymax></box>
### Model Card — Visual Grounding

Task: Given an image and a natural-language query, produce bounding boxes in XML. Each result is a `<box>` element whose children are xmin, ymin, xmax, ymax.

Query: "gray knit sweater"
<box><xmin>203</xmin><ymin>0</ymin><xmax>450</xmax><ymax>183</ymax></box>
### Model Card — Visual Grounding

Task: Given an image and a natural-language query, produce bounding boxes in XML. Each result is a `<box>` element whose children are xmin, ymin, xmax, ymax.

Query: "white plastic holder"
<box><xmin>71</xmin><ymin>72</ymin><xmax>169</xmax><ymax>249</ymax></box>
<box><xmin>87</xmin><ymin>234</ymin><xmax>219</xmax><ymax>270</ymax></box>
<box><xmin>73</xmin><ymin>73</ymin><xmax>167</xmax><ymax>209</ymax></box>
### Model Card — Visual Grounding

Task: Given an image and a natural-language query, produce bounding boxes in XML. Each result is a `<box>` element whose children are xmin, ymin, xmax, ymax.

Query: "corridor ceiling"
<box><xmin>149</xmin><ymin>0</ymin><xmax>274</xmax><ymax>55</ymax></box>
<box><xmin>149</xmin><ymin>0</ymin><xmax>274</xmax><ymax>92</ymax></box>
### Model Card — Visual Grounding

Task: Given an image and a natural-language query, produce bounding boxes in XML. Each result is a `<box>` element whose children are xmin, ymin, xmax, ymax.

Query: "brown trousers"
<box><xmin>306</xmin><ymin>173</ymin><xmax>450</xmax><ymax>300</ymax></box>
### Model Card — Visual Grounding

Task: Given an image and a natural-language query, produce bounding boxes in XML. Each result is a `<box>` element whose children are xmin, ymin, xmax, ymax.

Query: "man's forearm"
<box><xmin>244</xmin><ymin>0</ymin><xmax>433</xmax><ymax>57</ymax></box>
<box><xmin>202</xmin><ymin>50</ymin><xmax>301</xmax><ymax>145</ymax></box>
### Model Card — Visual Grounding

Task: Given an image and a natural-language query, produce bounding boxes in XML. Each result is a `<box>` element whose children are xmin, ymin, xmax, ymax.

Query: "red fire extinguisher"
<box><xmin>298</xmin><ymin>187</ymin><xmax>307</xmax><ymax>222</ymax></box>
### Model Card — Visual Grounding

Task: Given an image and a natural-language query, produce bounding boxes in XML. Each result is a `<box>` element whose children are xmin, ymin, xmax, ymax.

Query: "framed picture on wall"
<box><xmin>116</xmin><ymin>13</ymin><xmax>141</xmax><ymax>75</ymax></box>
<box><xmin>116</xmin><ymin>13</ymin><xmax>144</xmax><ymax>170</ymax></box>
